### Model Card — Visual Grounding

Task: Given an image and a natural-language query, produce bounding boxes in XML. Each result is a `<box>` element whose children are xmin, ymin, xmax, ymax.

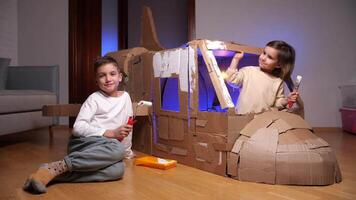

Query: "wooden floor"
<box><xmin>0</xmin><ymin>126</ymin><xmax>355</xmax><ymax>200</ymax></box>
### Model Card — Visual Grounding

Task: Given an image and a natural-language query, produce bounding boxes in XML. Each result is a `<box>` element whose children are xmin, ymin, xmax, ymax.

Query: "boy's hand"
<box><xmin>115</xmin><ymin>124</ymin><xmax>133</xmax><ymax>141</ymax></box>
<box><xmin>104</xmin><ymin>124</ymin><xmax>133</xmax><ymax>140</ymax></box>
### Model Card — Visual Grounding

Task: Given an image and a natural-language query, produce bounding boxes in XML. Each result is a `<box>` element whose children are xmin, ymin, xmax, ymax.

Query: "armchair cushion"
<box><xmin>0</xmin><ymin>58</ymin><xmax>11</xmax><ymax>89</ymax></box>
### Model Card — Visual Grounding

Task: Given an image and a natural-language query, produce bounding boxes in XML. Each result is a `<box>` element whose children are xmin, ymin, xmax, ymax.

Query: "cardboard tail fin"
<box><xmin>141</xmin><ymin>6</ymin><xmax>165</xmax><ymax>51</ymax></box>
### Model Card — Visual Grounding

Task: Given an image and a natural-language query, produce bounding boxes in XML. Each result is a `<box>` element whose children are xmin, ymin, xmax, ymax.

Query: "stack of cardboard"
<box><xmin>227</xmin><ymin>111</ymin><xmax>342</xmax><ymax>185</ymax></box>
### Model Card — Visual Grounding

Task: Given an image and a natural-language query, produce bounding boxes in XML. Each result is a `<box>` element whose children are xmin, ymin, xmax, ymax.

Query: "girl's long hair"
<box><xmin>266</xmin><ymin>40</ymin><xmax>296</xmax><ymax>92</ymax></box>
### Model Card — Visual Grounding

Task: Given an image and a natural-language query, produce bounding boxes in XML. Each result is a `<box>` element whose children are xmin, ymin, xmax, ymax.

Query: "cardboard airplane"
<box><xmin>106</xmin><ymin>6</ymin><xmax>341</xmax><ymax>185</ymax></box>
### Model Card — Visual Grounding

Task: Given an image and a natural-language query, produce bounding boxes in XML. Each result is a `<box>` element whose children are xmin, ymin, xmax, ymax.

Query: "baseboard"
<box><xmin>313</xmin><ymin>127</ymin><xmax>343</xmax><ymax>132</ymax></box>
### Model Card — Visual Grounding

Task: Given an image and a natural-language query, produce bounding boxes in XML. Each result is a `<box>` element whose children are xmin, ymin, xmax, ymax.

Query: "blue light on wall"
<box><xmin>102</xmin><ymin>0</ymin><xmax>118</xmax><ymax>55</ymax></box>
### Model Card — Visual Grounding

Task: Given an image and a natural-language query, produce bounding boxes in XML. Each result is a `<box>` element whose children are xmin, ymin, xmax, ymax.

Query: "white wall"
<box><xmin>196</xmin><ymin>0</ymin><xmax>356</xmax><ymax>127</ymax></box>
<box><xmin>0</xmin><ymin>0</ymin><xmax>18</xmax><ymax>65</ymax></box>
<box><xmin>18</xmin><ymin>0</ymin><xmax>69</xmax><ymax>124</ymax></box>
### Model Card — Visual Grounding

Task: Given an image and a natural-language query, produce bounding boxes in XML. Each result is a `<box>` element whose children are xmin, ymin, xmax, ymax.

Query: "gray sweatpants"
<box><xmin>54</xmin><ymin>136</ymin><xmax>125</xmax><ymax>183</ymax></box>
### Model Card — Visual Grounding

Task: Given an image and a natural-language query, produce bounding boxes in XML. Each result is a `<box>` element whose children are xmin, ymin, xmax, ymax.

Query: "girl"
<box><xmin>23</xmin><ymin>56</ymin><xmax>133</xmax><ymax>194</ymax></box>
<box><xmin>225</xmin><ymin>40</ymin><xmax>299</xmax><ymax>114</ymax></box>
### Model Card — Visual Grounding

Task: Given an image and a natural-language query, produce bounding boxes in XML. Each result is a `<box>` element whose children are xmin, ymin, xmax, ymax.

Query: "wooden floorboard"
<box><xmin>0</xmin><ymin>126</ymin><xmax>355</xmax><ymax>200</ymax></box>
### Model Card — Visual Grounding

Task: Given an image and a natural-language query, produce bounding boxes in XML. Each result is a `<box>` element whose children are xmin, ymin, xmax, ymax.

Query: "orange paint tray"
<box><xmin>135</xmin><ymin>156</ymin><xmax>177</xmax><ymax>170</ymax></box>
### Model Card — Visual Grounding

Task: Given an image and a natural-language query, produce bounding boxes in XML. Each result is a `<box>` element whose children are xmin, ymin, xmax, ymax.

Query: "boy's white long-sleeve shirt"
<box><xmin>225</xmin><ymin>66</ymin><xmax>286</xmax><ymax>114</ymax></box>
<box><xmin>73</xmin><ymin>91</ymin><xmax>133</xmax><ymax>137</ymax></box>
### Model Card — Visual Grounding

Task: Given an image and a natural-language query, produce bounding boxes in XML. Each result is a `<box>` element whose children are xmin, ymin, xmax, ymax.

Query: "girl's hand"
<box><xmin>233</xmin><ymin>51</ymin><xmax>244</xmax><ymax>61</ymax></box>
<box><xmin>229</xmin><ymin>51</ymin><xmax>244</xmax><ymax>70</ymax></box>
<box><xmin>287</xmin><ymin>91</ymin><xmax>299</xmax><ymax>103</ymax></box>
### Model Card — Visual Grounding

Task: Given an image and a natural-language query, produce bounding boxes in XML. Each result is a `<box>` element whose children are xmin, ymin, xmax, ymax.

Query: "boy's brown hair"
<box><xmin>94</xmin><ymin>56</ymin><xmax>121</xmax><ymax>73</ymax></box>
<box><xmin>94</xmin><ymin>56</ymin><xmax>127</xmax><ymax>89</ymax></box>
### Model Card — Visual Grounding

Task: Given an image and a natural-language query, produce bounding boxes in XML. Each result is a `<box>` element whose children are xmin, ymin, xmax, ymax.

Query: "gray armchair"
<box><xmin>0</xmin><ymin>58</ymin><xmax>59</xmax><ymax>135</ymax></box>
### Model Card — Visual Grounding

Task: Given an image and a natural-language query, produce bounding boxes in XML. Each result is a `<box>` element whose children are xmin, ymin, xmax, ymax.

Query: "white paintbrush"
<box><xmin>288</xmin><ymin>75</ymin><xmax>302</xmax><ymax>108</ymax></box>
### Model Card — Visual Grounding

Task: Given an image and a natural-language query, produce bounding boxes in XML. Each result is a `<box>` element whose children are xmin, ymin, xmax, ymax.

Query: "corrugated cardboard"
<box><xmin>230</xmin><ymin>111</ymin><xmax>342</xmax><ymax>185</ymax></box>
<box><xmin>227</xmin><ymin>152</ymin><xmax>239</xmax><ymax>178</ymax></box>
<box><xmin>141</xmin><ymin>6</ymin><xmax>164</xmax><ymax>51</ymax></box>
<box><xmin>131</xmin><ymin>116</ymin><xmax>152</xmax><ymax>155</ymax></box>
<box><xmin>238</xmin><ymin>128</ymin><xmax>279</xmax><ymax>184</ymax></box>
<box><xmin>193</xmin><ymin>132</ymin><xmax>227</xmax><ymax>176</ymax></box>
<box><xmin>105</xmin><ymin>6</ymin><xmax>342</xmax><ymax>185</ymax></box>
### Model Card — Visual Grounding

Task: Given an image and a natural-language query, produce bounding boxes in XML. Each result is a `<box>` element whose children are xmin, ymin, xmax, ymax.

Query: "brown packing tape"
<box><xmin>281</xmin><ymin>129</ymin><xmax>329</xmax><ymax>149</ymax></box>
<box><xmin>154</xmin><ymin>143</ymin><xmax>171</xmax><ymax>153</ymax></box>
<box><xmin>161</xmin><ymin>117</ymin><xmax>190</xmax><ymax>142</ymax></box>
<box><xmin>128</xmin><ymin>55</ymin><xmax>144</xmax><ymax>101</ymax></box>
<box><xmin>196</xmin><ymin>112</ymin><xmax>227</xmax><ymax>135</ymax></box>
<box><xmin>305</xmin><ymin>137</ymin><xmax>330</xmax><ymax>149</ymax></box>
<box><xmin>231</xmin><ymin>135</ymin><xmax>249</xmax><ymax>154</ymax></box>
<box><xmin>227</xmin><ymin>152</ymin><xmax>239</xmax><ymax>177</ymax></box>
<box><xmin>209</xmin><ymin>132</ymin><xmax>229</xmax><ymax>151</ymax></box>
<box><xmin>170</xmin><ymin>147</ymin><xmax>188</xmax><ymax>156</ymax></box>
<box><xmin>157</xmin><ymin>116</ymin><xmax>169</xmax><ymax>140</ymax></box>
<box><xmin>278</xmin><ymin>129</ymin><xmax>305</xmax><ymax>145</ymax></box>
<box><xmin>196</xmin><ymin>119</ymin><xmax>208</xmax><ymax>127</ymax></box>
<box><xmin>211</xmin><ymin>142</ymin><xmax>234</xmax><ymax>151</ymax></box>
<box><xmin>268</xmin><ymin>118</ymin><xmax>293</xmax><ymax>134</ymax></box>
<box><xmin>169</xmin><ymin>117</ymin><xmax>184</xmax><ymax>141</ymax></box>
<box><xmin>227</xmin><ymin>114</ymin><xmax>254</xmax><ymax>134</ymax></box>
<box><xmin>193</xmin><ymin>132</ymin><xmax>227</xmax><ymax>176</ymax></box>
<box><xmin>254</xmin><ymin>110</ymin><xmax>280</xmax><ymax>121</ymax></box>
<box><xmin>240</xmin><ymin>117</ymin><xmax>274</xmax><ymax>137</ymax></box>
<box><xmin>193</xmin><ymin>143</ymin><xmax>213</xmax><ymax>163</ymax></box>
<box><xmin>277</xmin><ymin>129</ymin><xmax>330</xmax><ymax>152</ymax></box>
<box><xmin>238</xmin><ymin>128</ymin><xmax>279</xmax><ymax>184</ymax></box>
<box><xmin>227</xmin><ymin>114</ymin><xmax>254</xmax><ymax>145</ymax></box>
<box><xmin>156</xmin><ymin>118</ymin><xmax>192</xmax><ymax>150</ymax></box>
<box><xmin>153</xmin><ymin>145</ymin><xmax>195</xmax><ymax>167</ymax></box>
<box><xmin>271</xmin><ymin>111</ymin><xmax>312</xmax><ymax>130</ymax></box>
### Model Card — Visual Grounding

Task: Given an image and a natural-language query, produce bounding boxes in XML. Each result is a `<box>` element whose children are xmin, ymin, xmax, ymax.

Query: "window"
<box><xmin>198</xmin><ymin>49</ymin><xmax>259</xmax><ymax>112</ymax></box>
<box><xmin>160</xmin><ymin>77</ymin><xmax>180</xmax><ymax>112</ymax></box>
